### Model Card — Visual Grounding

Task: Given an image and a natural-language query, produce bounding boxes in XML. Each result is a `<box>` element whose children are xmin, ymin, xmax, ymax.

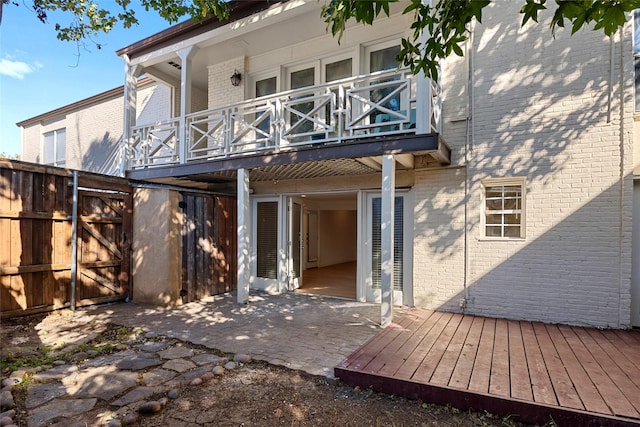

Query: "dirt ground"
<box><xmin>0</xmin><ymin>311</ymin><xmax>546</xmax><ymax>427</ymax></box>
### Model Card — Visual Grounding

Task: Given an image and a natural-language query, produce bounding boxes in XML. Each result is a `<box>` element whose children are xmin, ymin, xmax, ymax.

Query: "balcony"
<box><xmin>125</xmin><ymin>69</ymin><xmax>444</xmax><ymax>170</ymax></box>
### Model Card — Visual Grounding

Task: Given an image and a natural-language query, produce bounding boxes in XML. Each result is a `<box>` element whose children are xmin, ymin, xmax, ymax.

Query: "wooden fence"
<box><xmin>0</xmin><ymin>160</ymin><xmax>132</xmax><ymax>318</ymax></box>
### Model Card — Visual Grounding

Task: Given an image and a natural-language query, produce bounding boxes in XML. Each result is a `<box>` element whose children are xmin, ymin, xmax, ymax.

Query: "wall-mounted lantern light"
<box><xmin>230</xmin><ymin>70</ymin><xmax>242</xmax><ymax>87</ymax></box>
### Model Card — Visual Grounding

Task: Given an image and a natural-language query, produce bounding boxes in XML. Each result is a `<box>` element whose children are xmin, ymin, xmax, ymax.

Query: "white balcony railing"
<box><xmin>126</xmin><ymin>69</ymin><xmax>441</xmax><ymax>169</ymax></box>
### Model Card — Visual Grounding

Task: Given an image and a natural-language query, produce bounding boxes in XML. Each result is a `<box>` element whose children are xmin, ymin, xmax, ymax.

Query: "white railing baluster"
<box><xmin>127</xmin><ymin>69</ymin><xmax>441</xmax><ymax>169</ymax></box>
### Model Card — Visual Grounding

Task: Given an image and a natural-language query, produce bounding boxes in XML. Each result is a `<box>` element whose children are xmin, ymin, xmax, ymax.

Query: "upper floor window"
<box><xmin>482</xmin><ymin>177</ymin><xmax>526</xmax><ymax>239</ymax></box>
<box><xmin>369</xmin><ymin>45</ymin><xmax>400</xmax><ymax>73</ymax></box>
<box><xmin>43</xmin><ymin>128</ymin><xmax>66</xmax><ymax>167</ymax></box>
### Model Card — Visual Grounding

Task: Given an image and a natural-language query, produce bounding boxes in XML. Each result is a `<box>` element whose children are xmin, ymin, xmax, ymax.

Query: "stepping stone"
<box><xmin>63</xmin><ymin>366</ymin><xmax>138</xmax><ymax>401</ymax></box>
<box><xmin>111</xmin><ymin>386</ymin><xmax>164</xmax><ymax>407</ymax></box>
<box><xmin>142</xmin><ymin>369</ymin><xmax>176</xmax><ymax>387</ymax></box>
<box><xmin>25</xmin><ymin>383</ymin><xmax>67</xmax><ymax>409</ymax></box>
<box><xmin>135</xmin><ymin>342</ymin><xmax>169</xmax><ymax>352</ymax></box>
<box><xmin>158</xmin><ymin>346</ymin><xmax>194</xmax><ymax>360</ymax></box>
<box><xmin>234</xmin><ymin>354</ymin><xmax>252</xmax><ymax>363</ymax></box>
<box><xmin>32</xmin><ymin>365</ymin><xmax>79</xmax><ymax>382</ymax></box>
<box><xmin>191</xmin><ymin>354</ymin><xmax>228</xmax><ymax>366</ymax></box>
<box><xmin>0</xmin><ymin>391</ymin><xmax>14</xmax><ymax>410</ymax></box>
<box><xmin>116</xmin><ymin>353</ymin><xmax>162</xmax><ymax>371</ymax></box>
<box><xmin>163</xmin><ymin>359</ymin><xmax>196</xmax><ymax>373</ymax></box>
<box><xmin>26</xmin><ymin>398</ymin><xmax>97</xmax><ymax>427</ymax></box>
<box><xmin>84</xmin><ymin>350</ymin><xmax>136</xmax><ymax>368</ymax></box>
<box><xmin>165</xmin><ymin>367</ymin><xmax>212</xmax><ymax>387</ymax></box>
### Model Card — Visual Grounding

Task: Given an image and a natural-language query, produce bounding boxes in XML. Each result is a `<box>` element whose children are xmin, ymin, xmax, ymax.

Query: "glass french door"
<box><xmin>252</xmin><ymin>196</ymin><xmax>303</xmax><ymax>292</ymax></box>
<box><xmin>253</xmin><ymin>198</ymin><xmax>281</xmax><ymax>291</ymax></box>
<box><xmin>365</xmin><ymin>192</ymin><xmax>412</xmax><ymax>306</ymax></box>
<box><xmin>287</xmin><ymin>197</ymin><xmax>303</xmax><ymax>290</ymax></box>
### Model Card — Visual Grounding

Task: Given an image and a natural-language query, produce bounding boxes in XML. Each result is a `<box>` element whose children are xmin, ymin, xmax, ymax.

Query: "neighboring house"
<box><xmin>28</xmin><ymin>0</ymin><xmax>639</xmax><ymax>329</ymax></box>
<box><xmin>17</xmin><ymin>77</ymin><xmax>172</xmax><ymax>175</ymax></box>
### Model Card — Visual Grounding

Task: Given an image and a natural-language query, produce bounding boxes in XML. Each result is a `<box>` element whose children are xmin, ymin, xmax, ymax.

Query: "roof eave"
<box><xmin>116</xmin><ymin>0</ymin><xmax>288</xmax><ymax>59</ymax></box>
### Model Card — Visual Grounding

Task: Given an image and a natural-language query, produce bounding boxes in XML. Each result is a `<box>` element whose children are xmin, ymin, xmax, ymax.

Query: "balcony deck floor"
<box><xmin>335</xmin><ymin>309</ymin><xmax>640</xmax><ymax>426</ymax></box>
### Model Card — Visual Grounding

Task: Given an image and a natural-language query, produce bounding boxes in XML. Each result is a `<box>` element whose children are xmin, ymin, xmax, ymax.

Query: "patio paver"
<box><xmin>88</xmin><ymin>291</ymin><xmax>389</xmax><ymax>378</ymax></box>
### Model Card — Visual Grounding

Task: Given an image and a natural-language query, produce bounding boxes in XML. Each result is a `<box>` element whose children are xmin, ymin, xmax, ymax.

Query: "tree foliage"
<box><xmin>321</xmin><ymin>0</ymin><xmax>640</xmax><ymax>80</ymax></box>
<box><xmin>2</xmin><ymin>0</ymin><xmax>640</xmax><ymax>79</ymax></box>
<box><xmin>5</xmin><ymin>0</ymin><xmax>229</xmax><ymax>44</ymax></box>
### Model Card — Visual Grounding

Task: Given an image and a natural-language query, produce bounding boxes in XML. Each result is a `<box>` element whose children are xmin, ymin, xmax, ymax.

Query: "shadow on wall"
<box><xmin>80</xmin><ymin>132</ymin><xmax>120</xmax><ymax>174</ymax></box>
<box><xmin>424</xmin><ymin>176</ymin><xmax>631</xmax><ymax>329</ymax></box>
<box><xmin>415</xmin><ymin>3</ymin><xmax>631</xmax><ymax>328</ymax></box>
<box><xmin>130</xmin><ymin>188</ymin><xmax>185</xmax><ymax>305</ymax></box>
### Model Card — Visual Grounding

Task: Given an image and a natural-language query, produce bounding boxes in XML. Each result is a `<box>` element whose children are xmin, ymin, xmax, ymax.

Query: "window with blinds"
<box><xmin>372</xmin><ymin>196</ymin><xmax>403</xmax><ymax>290</ymax></box>
<box><xmin>256</xmin><ymin>201</ymin><xmax>278</xmax><ymax>279</ymax></box>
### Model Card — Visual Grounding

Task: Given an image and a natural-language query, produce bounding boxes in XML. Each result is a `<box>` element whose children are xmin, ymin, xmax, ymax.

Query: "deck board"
<box><xmin>412</xmin><ymin>313</ymin><xmax>463</xmax><ymax>382</ymax></box>
<box><xmin>449</xmin><ymin>316</ymin><xmax>484</xmax><ymax>390</ymax></box>
<box><xmin>363</xmin><ymin>310</ymin><xmax>430</xmax><ymax>374</ymax></box>
<box><xmin>335</xmin><ymin>309</ymin><xmax>640</xmax><ymax>427</ymax></box>
<box><xmin>489</xmin><ymin>318</ymin><xmax>510</xmax><ymax>397</ymax></box>
<box><xmin>559</xmin><ymin>325</ymin><xmax>637</xmax><ymax>418</ymax></box>
<box><xmin>573</xmin><ymin>327</ymin><xmax>640</xmax><ymax>416</ymax></box>
<box><xmin>430</xmin><ymin>314</ymin><xmax>473</xmax><ymax>386</ymax></box>
<box><xmin>520</xmin><ymin>321</ymin><xmax>557</xmax><ymax>406</ymax></box>
<box><xmin>548</xmin><ymin>324</ymin><xmax>610</xmax><ymax>415</ymax></box>
<box><xmin>467</xmin><ymin>317</ymin><xmax>495</xmax><ymax>394</ymax></box>
<box><xmin>508</xmin><ymin>320</ymin><xmax>533</xmax><ymax>402</ymax></box>
<box><xmin>533</xmin><ymin>322</ymin><xmax>584</xmax><ymax>410</ymax></box>
<box><xmin>394</xmin><ymin>311</ymin><xmax>453</xmax><ymax>380</ymax></box>
<box><xmin>378</xmin><ymin>310</ymin><xmax>441</xmax><ymax>377</ymax></box>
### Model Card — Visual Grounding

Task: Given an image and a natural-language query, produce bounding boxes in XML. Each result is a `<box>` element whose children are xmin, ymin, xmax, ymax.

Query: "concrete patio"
<box><xmin>86</xmin><ymin>291</ymin><xmax>392</xmax><ymax>378</ymax></box>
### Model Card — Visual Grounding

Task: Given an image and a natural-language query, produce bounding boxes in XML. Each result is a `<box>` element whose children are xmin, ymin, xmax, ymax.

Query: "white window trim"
<box><xmin>480</xmin><ymin>176</ymin><xmax>526</xmax><ymax>240</ymax></box>
<box><xmin>248</xmin><ymin>38</ymin><xmax>402</xmax><ymax>89</ymax></box>
<box><xmin>42</xmin><ymin>128</ymin><xmax>66</xmax><ymax>167</ymax></box>
<box><xmin>362</xmin><ymin>38</ymin><xmax>403</xmax><ymax>74</ymax></box>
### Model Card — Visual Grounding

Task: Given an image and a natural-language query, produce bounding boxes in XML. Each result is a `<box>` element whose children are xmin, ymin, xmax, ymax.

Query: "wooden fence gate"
<box><xmin>181</xmin><ymin>193</ymin><xmax>236</xmax><ymax>303</ymax></box>
<box><xmin>0</xmin><ymin>161</ymin><xmax>132</xmax><ymax>318</ymax></box>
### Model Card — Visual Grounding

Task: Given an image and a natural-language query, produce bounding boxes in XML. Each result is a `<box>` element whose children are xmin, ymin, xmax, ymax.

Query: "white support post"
<box><xmin>122</xmin><ymin>55</ymin><xmax>140</xmax><ymax>174</ymax></box>
<box><xmin>415</xmin><ymin>0</ymin><xmax>433</xmax><ymax>135</ymax></box>
<box><xmin>237</xmin><ymin>168</ymin><xmax>251</xmax><ymax>304</ymax></box>
<box><xmin>177</xmin><ymin>47</ymin><xmax>198</xmax><ymax>164</ymax></box>
<box><xmin>381</xmin><ymin>154</ymin><xmax>396</xmax><ymax>327</ymax></box>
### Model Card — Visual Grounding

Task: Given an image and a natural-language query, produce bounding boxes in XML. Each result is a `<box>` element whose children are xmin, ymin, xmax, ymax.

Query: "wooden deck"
<box><xmin>335</xmin><ymin>310</ymin><xmax>640</xmax><ymax>426</ymax></box>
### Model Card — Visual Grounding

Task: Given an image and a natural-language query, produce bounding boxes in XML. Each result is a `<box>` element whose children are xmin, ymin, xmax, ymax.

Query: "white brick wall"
<box><xmin>208</xmin><ymin>57</ymin><xmax>246</xmax><ymax>108</ymax></box>
<box><xmin>414</xmin><ymin>1</ymin><xmax>635</xmax><ymax>328</ymax></box>
<box><xmin>413</xmin><ymin>167</ymin><xmax>466</xmax><ymax>312</ymax></box>
<box><xmin>20</xmin><ymin>81</ymin><xmax>171</xmax><ymax>173</ymax></box>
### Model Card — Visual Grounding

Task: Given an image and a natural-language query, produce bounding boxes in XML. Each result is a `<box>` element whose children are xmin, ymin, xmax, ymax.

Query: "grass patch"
<box><xmin>1</xmin><ymin>324</ymin><xmax>142</xmax><ymax>376</ymax></box>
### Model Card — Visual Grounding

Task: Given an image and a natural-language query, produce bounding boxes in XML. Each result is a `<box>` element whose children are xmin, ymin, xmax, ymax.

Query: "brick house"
<box><xmin>19</xmin><ymin>1</ymin><xmax>640</xmax><ymax>328</ymax></box>
<box><xmin>18</xmin><ymin>77</ymin><xmax>171</xmax><ymax>175</ymax></box>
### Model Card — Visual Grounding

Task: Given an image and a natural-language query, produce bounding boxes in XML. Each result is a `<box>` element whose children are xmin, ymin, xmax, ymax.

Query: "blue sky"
<box><xmin>0</xmin><ymin>2</ymin><xmax>171</xmax><ymax>157</ymax></box>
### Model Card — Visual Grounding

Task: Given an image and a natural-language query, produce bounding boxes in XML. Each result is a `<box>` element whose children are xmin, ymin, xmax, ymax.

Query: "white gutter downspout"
<box><xmin>462</xmin><ymin>20</ymin><xmax>476</xmax><ymax>310</ymax></box>
<box><xmin>617</xmin><ymin>27</ymin><xmax>626</xmax><ymax>327</ymax></box>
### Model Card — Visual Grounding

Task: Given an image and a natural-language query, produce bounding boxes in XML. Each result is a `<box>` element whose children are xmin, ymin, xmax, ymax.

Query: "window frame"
<box><xmin>481</xmin><ymin>177</ymin><xmax>526</xmax><ymax>240</ymax></box>
<box><xmin>42</xmin><ymin>128</ymin><xmax>66</xmax><ymax>167</ymax></box>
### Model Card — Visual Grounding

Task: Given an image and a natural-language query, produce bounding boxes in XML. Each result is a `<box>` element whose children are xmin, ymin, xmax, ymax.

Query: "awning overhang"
<box><xmin>126</xmin><ymin>133</ymin><xmax>450</xmax><ymax>190</ymax></box>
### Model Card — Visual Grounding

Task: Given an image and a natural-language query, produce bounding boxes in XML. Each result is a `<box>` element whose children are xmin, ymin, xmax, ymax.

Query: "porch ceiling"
<box><xmin>127</xmin><ymin>133</ymin><xmax>450</xmax><ymax>190</ymax></box>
